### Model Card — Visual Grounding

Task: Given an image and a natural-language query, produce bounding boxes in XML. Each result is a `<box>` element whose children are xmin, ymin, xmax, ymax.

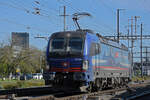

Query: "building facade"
<box><xmin>12</xmin><ymin>32</ymin><xmax>29</xmax><ymax>50</ymax></box>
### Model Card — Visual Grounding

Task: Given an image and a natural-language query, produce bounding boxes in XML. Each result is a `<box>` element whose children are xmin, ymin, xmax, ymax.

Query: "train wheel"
<box><xmin>95</xmin><ymin>79</ymin><xmax>102</xmax><ymax>91</ymax></box>
<box><xmin>112</xmin><ymin>83</ymin><xmax>117</xmax><ymax>89</ymax></box>
<box><xmin>87</xmin><ymin>82</ymin><xmax>93</xmax><ymax>93</ymax></box>
<box><xmin>45</xmin><ymin>80</ymin><xmax>51</xmax><ymax>85</ymax></box>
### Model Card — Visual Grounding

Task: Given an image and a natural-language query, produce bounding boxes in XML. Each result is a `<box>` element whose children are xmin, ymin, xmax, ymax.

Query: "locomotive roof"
<box><xmin>51</xmin><ymin>30</ymin><xmax>128</xmax><ymax>51</ymax></box>
<box><xmin>50</xmin><ymin>31</ymin><xmax>85</xmax><ymax>38</ymax></box>
<box><xmin>96</xmin><ymin>33</ymin><xmax>128</xmax><ymax>51</ymax></box>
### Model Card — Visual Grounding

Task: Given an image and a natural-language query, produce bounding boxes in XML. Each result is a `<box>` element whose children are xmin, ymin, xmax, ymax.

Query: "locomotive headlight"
<box><xmin>83</xmin><ymin>60</ymin><xmax>89</xmax><ymax>70</ymax></box>
<box><xmin>46</xmin><ymin>65</ymin><xmax>50</xmax><ymax>70</ymax></box>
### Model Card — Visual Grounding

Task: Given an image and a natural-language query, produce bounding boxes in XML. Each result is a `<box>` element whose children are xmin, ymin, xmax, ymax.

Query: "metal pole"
<box><xmin>117</xmin><ymin>9</ymin><xmax>119</xmax><ymax>43</ymax></box>
<box><xmin>134</xmin><ymin>16</ymin><xmax>140</xmax><ymax>39</ymax></box>
<box><xmin>128</xmin><ymin>18</ymin><xmax>130</xmax><ymax>48</ymax></box>
<box><xmin>64</xmin><ymin>6</ymin><xmax>66</xmax><ymax>31</ymax></box>
<box><xmin>131</xmin><ymin>16</ymin><xmax>134</xmax><ymax>72</ymax></box>
<box><xmin>116</xmin><ymin>9</ymin><xmax>125</xmax><ymax>42</ymax></box>
<box><xmin>135</xmin><ymin>16</ymin><xmax>137</xmax><ymax>36</ymax></box>
<box><xmin>140</xmin><ymin>23</ymin><xmax>143</xmax><ymax>77</ymax></box>
<box><xmin>146</xmin><ymin>47</ymin><xmax>148</xmax><ymax>76</ymax></box>
<box><xmin>40</xmin><ymin>56</ymin><xmax>42</xmax><ymax>73</ymax></box>
<box><xmin>60</xmin><ymin>6</ymin><xmax>69</xmax><ymax>31</ymax></box>
<box><xmin>146</xmin><ymin>47</ymin><xmax>148</xmax><ymax>62</ymax></box>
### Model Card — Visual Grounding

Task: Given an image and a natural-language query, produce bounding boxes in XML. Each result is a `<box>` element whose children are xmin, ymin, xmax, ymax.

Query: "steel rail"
<box><xmin>1</xmin><ymin>82</ymin><xmax>150</xmax><ymax>100</ymax></box>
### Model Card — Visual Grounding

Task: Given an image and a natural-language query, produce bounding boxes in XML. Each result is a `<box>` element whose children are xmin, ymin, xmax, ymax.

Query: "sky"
<box><xmin>0</xmin><ymin>0</ymin><xmax>150</xmax><ymax>61</ymax></box>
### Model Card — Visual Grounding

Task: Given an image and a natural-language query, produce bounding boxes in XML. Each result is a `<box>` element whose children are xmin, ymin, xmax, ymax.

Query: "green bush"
<box><xmin>16</xmin><ymin>81</ymin><xmax>25</xmax><ymax>88</ymax></box>
<box><xmin>25</xmin><ymin>80</ymin><xmax>44</xmax><ymax>87</ymax></box>
<box><xmin>1</xmin><ymin>80</ymin><xmax>44</xmax><ymax>89</ymax></box>
<box><xmin>3</xmin><ymin>83</ymin><xmax>18</xmax><ymax>89</ymax></box>
<box><xmin>16</xmin><ymin>80</ymin><xmax>44</xmax><ymax>88</ymax></box>
<box><xmin>132</xmin><ymin>76</ymin><xmax>150</xmax><ymax>82</ymax></box>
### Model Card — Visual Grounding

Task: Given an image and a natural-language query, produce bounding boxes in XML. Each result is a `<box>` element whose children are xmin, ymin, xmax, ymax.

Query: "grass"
<box><xmin>0</xmin><ymin>79</ymin><xmax>45</xmax><ymax>89</ymax></box>
<box><xmin>1</xmin><ymin>76</ymin><xmax>150</xmax><ymax>89</ymax></box>
<box><xmin>132</xmin><ymin>76</ymin><xmax>150</xmax><ymax>82</ymax></box>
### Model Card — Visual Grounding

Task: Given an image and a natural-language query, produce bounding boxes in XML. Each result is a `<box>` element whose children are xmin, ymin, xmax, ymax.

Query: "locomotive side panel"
<box><xmin>89</xmin><ymin>34</ymin><xmax>131</xmax><ymax>90</ymax></box>
<box><xmin>92</xmin><ymin>42</ymin><xmax>130</xmax><ymax>78</ymax></box>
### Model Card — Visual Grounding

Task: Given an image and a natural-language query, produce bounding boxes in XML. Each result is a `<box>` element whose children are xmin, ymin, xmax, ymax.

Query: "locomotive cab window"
<box><xmin>49</xmin><ymin>35</ymin><xmax>84</xmax><ymax>57</ymax></box>
<box><xmin>68</xmin><ymin>37</ymin><xmax>83</xmax><ymax>53</ymax></box>
<box><xmin>50</xmin><ymin>38</ymin><xmax>65</xmax><ymax>52</ymax></box>
<box><xmin>90</xmin><ymin>43</ymin><xmax>101</xmax><ymax>56</ymax></box>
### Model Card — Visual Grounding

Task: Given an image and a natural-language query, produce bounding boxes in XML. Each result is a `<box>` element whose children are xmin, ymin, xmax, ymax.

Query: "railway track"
<box><xmin>0</xmin><ymin>88</ymin><xmax>126</xmax><ymax>100</ymax></box>
<box><xmin>0</xmin><ymin>82</ymin><xmax>150</xmax><ymax>100</ymax></box>
<box><xmin>0</xmin><ymin>86</ymin><xmax>57</xmax><ymax>96</ymax></box>
<box><xmin>0</xmin><ymin>86</ymin><xmax>84</xmax><ymax>100</ymax></box>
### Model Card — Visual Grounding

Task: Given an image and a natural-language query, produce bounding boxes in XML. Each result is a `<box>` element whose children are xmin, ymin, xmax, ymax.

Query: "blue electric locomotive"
<box><xmin>44</xmin><ymin>29</ymin><xmax>131</xmax><ymax>91</ymax></box>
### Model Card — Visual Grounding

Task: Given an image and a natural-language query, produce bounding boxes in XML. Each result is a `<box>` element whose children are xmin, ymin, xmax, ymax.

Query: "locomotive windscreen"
<box><xmin>49</xmin><ymin>32</ymin><xmax>84</xmax><ymax>57</ymax></box>
<box><xmin>51</xmin><ymin>38</ymin><xmax>65</xmax><ymax>52</ymax></box>
<box><xmin>68</xmin><ymin>37</ymin><xmax>83</xmax><ymax>52</ymax></box>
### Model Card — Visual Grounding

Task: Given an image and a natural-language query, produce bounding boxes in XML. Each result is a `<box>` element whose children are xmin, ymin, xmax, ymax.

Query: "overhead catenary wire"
<box><xmin>1</xmin><ymin>1</ymin><xmax>62</xmax><ymax>37</ymax></box>
<box><xmin>96</xmin><ymin>0</ymin><xmax>115</xmax><ymax>13</ymax></box>
<box><xmin>0</xmin><ymin>10</ymin><xmax>57</xmax><ymax>35</ymax></box>
<box><xmin>9</xmin><ymin>0</ymin><xmax>31</xmax><ymax>12</ymax></box>
<box><xmin>32</xmin><ymin>0</ymin><xmax>63</xmax><ymax>30</ymax></box>
<box><xmin>2</xmin><ymin>0</ymin><xmax>59</xmax><ymax>21</ymax></box>
<box><xmin>96</xmin><ymin>0</ymin><xmax>128</xmax><ymax>36</ymax></box>
<box><xmin>15</xmin><ymin>0</ymin><xmax>60</xmax><ymax>21</ymax></box>
<box><xmin>38</xmin><ymin>0</ymin><xmax>60</xmax><ymax>13</ymax></box>
<box><xmin>58</xmin><ymin>0</ymin><xmax>80</xmax><ymax>13</ymax></box>
<box><xmin>0</xmin><ymin>1</ymin><xmax>61</xmax><ymax>30</ymax></box>
<box><xmin>57</xmin><ymin>0</ymin><xmax>115</xmax><ymax>35</ymax></box>
<box><xmin>0</xmin><ymin>1</ymin><xmax>30</xmax><ymax>13</ymax></box>
<box><xmin>31</xmin><ymin>0</ymin><xmax>62</xmax><ymax>28</ymax></box>
<box><xmin>0</xmin><ymin>18</ymin><xmax>51</xmax><ymax>35</ymax></box>
<box><xmin>89</xmin><ymin>0</ymin><xmax>116</xmax><ymax>33</ymax></box>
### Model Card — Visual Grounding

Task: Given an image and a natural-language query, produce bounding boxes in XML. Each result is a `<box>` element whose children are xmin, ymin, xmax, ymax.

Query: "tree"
<box><xmin>17</xmin><ymin>46</ymin><xmax>43</xmax><ymax>74</ymax></box>
<box><xmin>0</xmin><ymin>44</ymin><xmax>15</xmax><ymax>76</ymax></box>
<box><xmin>0</xmin><ymin>42</ymin><xmax>45</xmax><ymax>76</ymax></box>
